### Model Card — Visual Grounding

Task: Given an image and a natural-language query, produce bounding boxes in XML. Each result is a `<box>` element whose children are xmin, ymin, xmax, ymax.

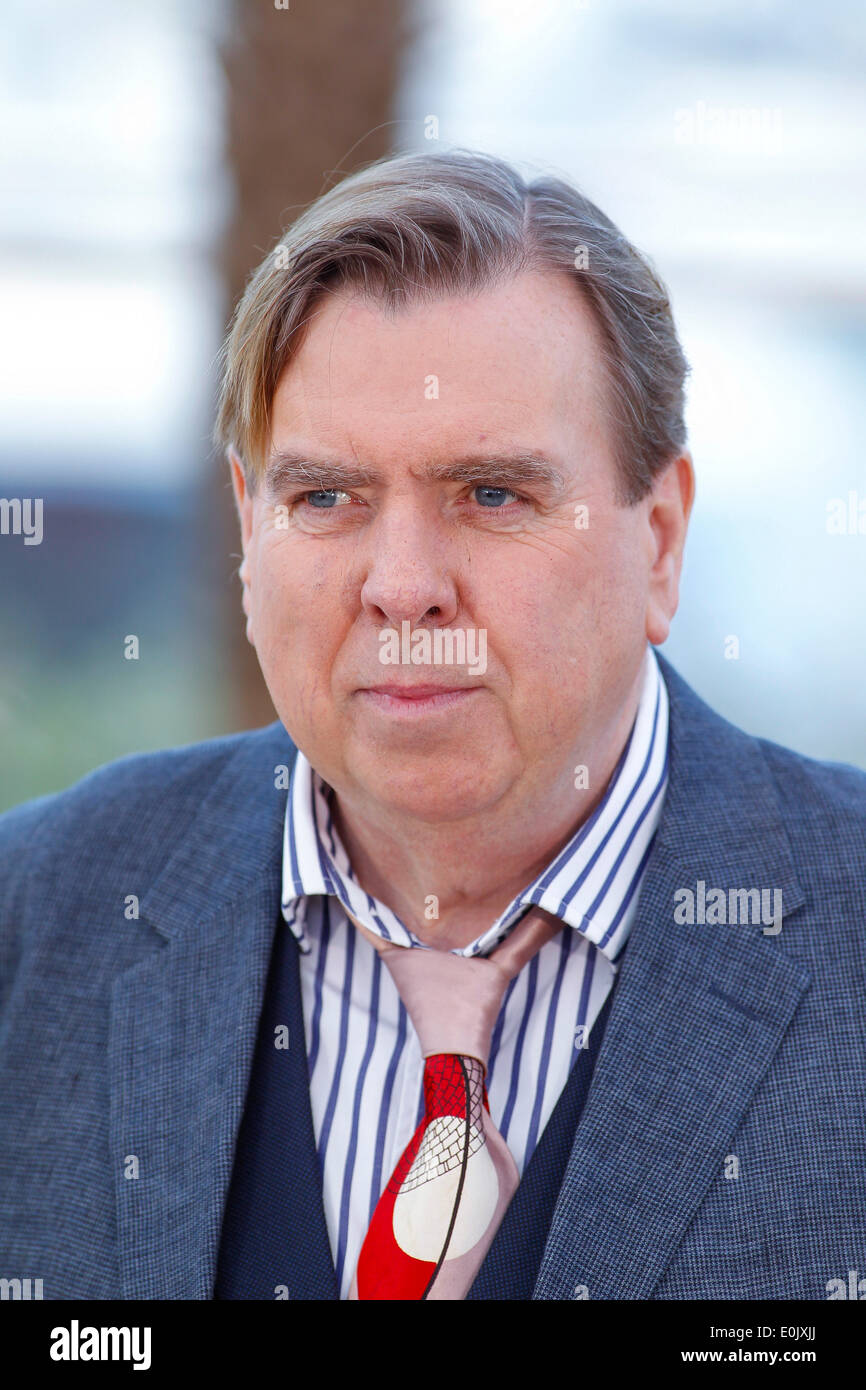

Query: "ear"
<box><xmin>229</xmin><ymin>448</ymin><xmax>254</xmax><ymax>546</ymax></box>
<box><xmin>644</xmin><ymin>452</ymin><xmax>695</xmax><ymax>646</ymax></box>
<box><xmin>228</xmin><ymin>448</ymin><xmax>255</xmax><ymax>644</ymax></box>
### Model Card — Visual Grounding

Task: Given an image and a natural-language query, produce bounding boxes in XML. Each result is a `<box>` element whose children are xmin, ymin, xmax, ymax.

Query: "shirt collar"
<box><xmin>281</xmin><ymin>645</ymin><xmax>669</xmax><ymax>961</ymax></box>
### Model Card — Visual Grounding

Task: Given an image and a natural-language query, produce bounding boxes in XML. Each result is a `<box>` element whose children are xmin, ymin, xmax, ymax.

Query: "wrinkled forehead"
<box><xmin>267</xmin><ymin>270</ymin><xmax>616</xmax><ymax>486</ymax></box>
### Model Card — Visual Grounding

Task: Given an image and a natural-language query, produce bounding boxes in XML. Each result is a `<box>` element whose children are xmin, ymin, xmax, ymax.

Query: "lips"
<box><xmin>360</xmin><ymin>684</ymin><xmax>476</xmax><ymax>699</ymax></box>
<box><xmin>355</xmin><ymin>684</ymin><xmax>484</xmax><ymax>718</ymax></box>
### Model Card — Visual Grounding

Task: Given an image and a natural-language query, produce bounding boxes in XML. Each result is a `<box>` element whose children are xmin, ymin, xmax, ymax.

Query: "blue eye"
<box><xmin>474</xmin><ymin>486</ymin><xmax>515</xmax><ymax>508</ymax></box>
<box><xmin>306</xmin><ymin>489</ymin><xmax>345</xmax><ymax>508</ymax></box>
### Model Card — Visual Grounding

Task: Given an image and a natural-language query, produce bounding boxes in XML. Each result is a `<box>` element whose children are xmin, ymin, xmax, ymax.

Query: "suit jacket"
<box><xmin>1</xmin><ymin>653</ymin><xmax>865</xmax><ymax>1300</ymax></box>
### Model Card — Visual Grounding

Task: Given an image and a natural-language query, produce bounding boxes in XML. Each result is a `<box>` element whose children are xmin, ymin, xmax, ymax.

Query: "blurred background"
<box><xmin>1</xmin><ymin>0</ymin><xmax>864</xmax><ymax>812</ymax></box>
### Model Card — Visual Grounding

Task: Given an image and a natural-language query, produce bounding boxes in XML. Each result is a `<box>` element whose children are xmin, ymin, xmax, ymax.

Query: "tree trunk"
<box><xmin>216</xmin><ymin>0</ymin><xmax>412</xmax><ymax>729</ymax></box>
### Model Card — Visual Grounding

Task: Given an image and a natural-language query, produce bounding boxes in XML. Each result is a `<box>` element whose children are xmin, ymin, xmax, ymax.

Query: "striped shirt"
<box><xmin>281</xmin><ymin>643</ymin><xmax>670</xmax><ymax>1297</ymax></box>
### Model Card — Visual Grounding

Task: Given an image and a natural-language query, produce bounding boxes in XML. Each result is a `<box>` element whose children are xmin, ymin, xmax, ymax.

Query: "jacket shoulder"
<box><xmin>0</xmin><ymin>722</ymin><xmax>296</xmax><ymax>961</ymax></box>
<box><xmin>755</xmin><ymin>735</ymin><xmax>866</xmax><ymax>913</ymax></box>
<box><xmin>0</xmin><ymin>722</ymin><xmax>294</xmax><ymax>859</ymax></box>
<box><xmin>0</xmin><ymin>723</ymin><xmax>296</xmax><ymax>1010</ymax></box>
<box><xmin>757</xmin><ymin>733</ymin><xmax>866</xmax><ymax>824</ymax></box>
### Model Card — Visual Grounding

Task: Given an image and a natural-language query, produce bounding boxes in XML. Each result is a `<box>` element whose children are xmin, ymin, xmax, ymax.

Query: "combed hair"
<box><xmin>215</xmin><ymin>148</ymin><xmax>689</xmax><ymax>504</ymax></box>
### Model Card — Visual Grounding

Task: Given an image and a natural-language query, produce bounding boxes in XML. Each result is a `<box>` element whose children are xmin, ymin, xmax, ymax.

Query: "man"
<box><xmin>1</xmin><ymin>149</ymin><xmax>864</xmax><ymax>1301</ymax></box>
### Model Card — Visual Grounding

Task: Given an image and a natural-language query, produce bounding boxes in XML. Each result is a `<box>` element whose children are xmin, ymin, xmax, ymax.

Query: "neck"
<box><xmin>329</xmin><ymin>669</ymin><xmax>646</xmax><ymax>951</ymax></box>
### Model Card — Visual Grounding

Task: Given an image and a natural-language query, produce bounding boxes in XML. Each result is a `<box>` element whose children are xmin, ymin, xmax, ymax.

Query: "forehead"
<box><xmin>269</xmin><ymin>269</ymin><xmax>613</xmax><ymax>469</ymax></box>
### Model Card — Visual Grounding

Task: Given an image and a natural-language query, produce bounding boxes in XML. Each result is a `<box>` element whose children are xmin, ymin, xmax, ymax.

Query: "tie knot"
<box><xmin>352</xmin><ymin>908</ymin><xmax>562</xmax><ymax>1070</ymax></box>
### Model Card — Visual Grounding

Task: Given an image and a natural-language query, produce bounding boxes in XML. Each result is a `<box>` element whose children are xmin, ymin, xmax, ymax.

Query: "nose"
<box><xmin>359</xmin><ymin>499</ymin><xmax>459</xmax><ymax>629</ymax></box>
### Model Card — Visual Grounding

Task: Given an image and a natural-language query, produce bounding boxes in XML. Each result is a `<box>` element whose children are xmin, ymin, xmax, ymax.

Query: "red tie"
<box><xmin>347</xmin><ymin>909</ymin><xmax>562</xmax><ymax>1300</ymax></box>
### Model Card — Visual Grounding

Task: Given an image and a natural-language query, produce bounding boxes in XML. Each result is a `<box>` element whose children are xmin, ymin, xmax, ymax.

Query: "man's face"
<box><xmin>233</xmin><ymin>269</ymin><xmax>691</xmax><ymax>824</ymax></box>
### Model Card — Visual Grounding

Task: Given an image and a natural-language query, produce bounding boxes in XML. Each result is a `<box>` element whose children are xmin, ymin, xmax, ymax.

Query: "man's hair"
<box><xmin>215</xmin><ymin>148</ymin><xmax>689</xmax><ymax>504</ymax></box>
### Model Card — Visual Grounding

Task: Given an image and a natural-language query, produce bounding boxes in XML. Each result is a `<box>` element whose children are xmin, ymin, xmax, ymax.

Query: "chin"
<box><xmin>377</xmin><ymin>786</ymin><xmax>489</xmax><ymax>825</ymax></box>
<box><xmin>353</xmin><ymin>754</ymin><xmax>508</xmax><ymax>824</ymax></box>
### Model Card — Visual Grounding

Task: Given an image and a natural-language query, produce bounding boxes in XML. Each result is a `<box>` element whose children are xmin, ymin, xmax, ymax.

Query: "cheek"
<box><xmin>479</xmin><ymin>572</ymin><xmax>582</xmax><ymax>708</ymax></box>
<box><xmin>250</xmin><ymin>539</ymin><xmax>350</xmax><ymax>694</ymax></box>
<box><xmin>485</xmin><ymin>528</ymin><xmax>643</xmax><ymax>690</ymax></box>
<box><xmin>484</xmin><ymin>539</ymin><xmax>592</xmax><ymax>640</ymax></box>
<box><xmin>252</xmin><ymin>535</ymin><xmax>325</xmax><ymax>622</ymax></box>
<box><xmin>251</xmin><ymin>540</ymin><xmax>287</xmax><ymax>619</ymax></box>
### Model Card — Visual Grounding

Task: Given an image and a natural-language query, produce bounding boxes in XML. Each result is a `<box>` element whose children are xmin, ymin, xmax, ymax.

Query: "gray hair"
<box><xmin>215</xmin><ymin>147</ymin><xmax>689</xmax><ymax>504</ymax></box>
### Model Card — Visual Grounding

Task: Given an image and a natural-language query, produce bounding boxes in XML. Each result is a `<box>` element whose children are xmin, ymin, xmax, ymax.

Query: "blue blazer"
<box><xmin>1</xmin><ymin>653</ymin><xmax>865</xmax><ymax>1300</ymax></box>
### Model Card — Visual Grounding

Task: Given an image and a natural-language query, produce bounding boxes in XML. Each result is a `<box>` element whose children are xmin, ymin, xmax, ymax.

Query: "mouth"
<box><xmin>355</xmin><ymin>684</ymin><xmax>484</xmax><ymax>717</ymax></box>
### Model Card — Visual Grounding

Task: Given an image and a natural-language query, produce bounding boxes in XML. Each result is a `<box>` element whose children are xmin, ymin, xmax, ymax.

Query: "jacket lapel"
<box><xmin>108</xmin><ymin>724</ymin><xmax>304</xmax><ymax>1299</ymax></box>
<box><xmin>468</xmin><ymin>989</ymin><xmax>615</xmax><ymax>1299</ymax></box>
<box><xmin>534</xmin><ymin>654</ymin><xmax>812</xmax><ymax>1299</ymax></box>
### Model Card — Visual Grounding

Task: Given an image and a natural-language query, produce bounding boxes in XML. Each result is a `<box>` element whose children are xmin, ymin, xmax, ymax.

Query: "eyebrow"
<box><xmin>263</xmin><ymin>448</ymin><xmax>567</xmax><ymax>495</ymax></box>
